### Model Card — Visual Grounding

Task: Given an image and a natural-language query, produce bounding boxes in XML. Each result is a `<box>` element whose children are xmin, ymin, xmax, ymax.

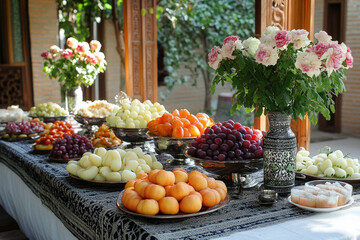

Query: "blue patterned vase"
<box><xmin>263</xmin><ymin>112</ymin><xmax>297</xmax><ymax>193</ymax></box>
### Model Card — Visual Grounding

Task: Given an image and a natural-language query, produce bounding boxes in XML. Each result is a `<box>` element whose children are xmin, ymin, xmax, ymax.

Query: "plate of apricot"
<box><xmin>117</xmin><ymin>169</ymin><xmax>230</xmax><ymax>219</ymax></box>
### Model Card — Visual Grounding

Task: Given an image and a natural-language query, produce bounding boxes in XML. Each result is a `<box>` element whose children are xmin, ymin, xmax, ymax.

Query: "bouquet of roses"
<box><xmin>208</xmin><ymin>26</ymin><xmax>353</xmax><ymax>124</ymax></box>
<box><xmin>41</xmin><ymin>38</ymin><xmax>107</xmax><ymax>89</ymax></box>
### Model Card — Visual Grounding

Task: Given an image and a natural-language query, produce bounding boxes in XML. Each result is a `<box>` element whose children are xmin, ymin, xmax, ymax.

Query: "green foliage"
<box><xmin>157</xmin><ymin>0</ymin><xmax>255</xmax><ymax>94</ymax></box>
<box><xmin>57</xmin><ymin>0</ymin><xmax>122</xmax><ymax>41</ymax></box>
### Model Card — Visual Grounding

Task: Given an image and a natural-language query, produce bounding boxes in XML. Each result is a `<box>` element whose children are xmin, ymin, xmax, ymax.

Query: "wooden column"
<box><xmin>123</xmin><ymin>0</ymin><xmax>158</xmax><ymax>102</ymax></box>
<box><xmin>255</xmin><ymin>0</ymin><xmax>314</xmax><ymax>150</ymax></box>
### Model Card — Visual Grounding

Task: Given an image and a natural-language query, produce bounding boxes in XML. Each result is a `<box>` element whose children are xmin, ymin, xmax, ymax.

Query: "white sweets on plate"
<box><xmin>289</xmin><ymin>180</ymin><xmax>353</xmax><ymax>212</ymax></box>
<box><xmin>66</xmin><ymin>147</ymin><xmax>163</xmax><ymax>182</ymax></box>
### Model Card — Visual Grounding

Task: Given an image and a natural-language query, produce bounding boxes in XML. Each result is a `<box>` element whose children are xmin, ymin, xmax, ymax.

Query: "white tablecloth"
<box><xmin>1</xmin><ymin>160</ymin><xmax>360</xmax><ymax>240</ymax></box>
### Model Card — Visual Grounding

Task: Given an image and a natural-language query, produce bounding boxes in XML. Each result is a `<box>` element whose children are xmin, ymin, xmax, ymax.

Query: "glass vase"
<box><xmin>263</xmin><ymin>112</ymin><xmax>297</xmax><ymax>193</ymax></box>
<box><xmin>65</xmin><ymin>85</ymin><xmax>83</xmax><ymax>114</ymax></box>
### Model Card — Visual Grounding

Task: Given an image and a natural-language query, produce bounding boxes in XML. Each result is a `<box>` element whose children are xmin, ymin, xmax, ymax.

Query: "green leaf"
<box><xmin>141</xmin><ymin>9</ymin><xmax>147</xmax><ymax>16</ymax></box>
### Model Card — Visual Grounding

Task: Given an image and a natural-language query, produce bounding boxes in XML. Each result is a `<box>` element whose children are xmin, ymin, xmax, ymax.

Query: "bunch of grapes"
<box><xmin>187</xmin><ymin>120</ymin><xmax>265</xmax><ymax>161</ymax></box>
<box><xmin>5</xmin><ymin>122</ymin><xmax>44</xmax><ymax>135</ymax></box>
<box><xmin>50</xmin><ymin>133</ymin><xmax>94</xmax><ymax>159</ymax></box>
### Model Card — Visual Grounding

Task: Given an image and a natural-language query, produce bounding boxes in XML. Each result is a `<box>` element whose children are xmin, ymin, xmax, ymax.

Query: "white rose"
<box><xmin>291</xmin><ymin>29</ymin><xmax>310</xmax><ymax>49</ymax></box>
<box><xmin>314</xmin><ymin>31</ymin><xmax>332</xmax><ymax>44</ymax></box>
<box><xmin>260</xmin><ymin>33</ymin><xmax>276</xmax><ymax>48</ymax></box>
<box><xmin>295</xmin><ymin>51</ymin><xmax>322</xmax><ymax>77</ymax></box>
<box><xmin>264</xmin><ymin>26</ymin><xmax>280</xmax><ymax>36</ymax></box>
<box><xmin>234</xmin><ymin>40</ymin><xmax>243</xmax><ymax>50</ymax></box>
<box><xmin>242</xmin><ymin>37</ymin><xmax>261</xmax><ymax>57</ymax></box>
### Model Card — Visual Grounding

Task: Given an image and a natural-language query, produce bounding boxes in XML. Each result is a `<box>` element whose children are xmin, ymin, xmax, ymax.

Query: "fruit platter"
<box><xmin>106</xmin><ymin>99</ymin><xmax>166</xmax><ymax>145</ymax></box>
<box><xmin>2</xmin><ymin>119</ymin><xmax>45</xmax><ymax>141</ymax></box>
<box><xmin>29</xmin><ymin>102</ymin><xmax>69</xmax><ymax>123</ymax></box>
<box><xmin>295</xmin><ymin>148</ymin><xmax>360</xmax><ymax>183</ymax></box>
<box><xmin>66</xmin><ymin>147</ymin><xmax>163</xmax><ymax>184</ymax></box>
<box><xmin>117</xmin><ymin>169</ymin><xmax>229</xmax><ymax>219</ymax></box>
<box><xmin>147</xmin><ymin>110</ymin><xmax>215</xmax><ymax>164</ymax></box>
<box><xmin>49</xmin><ymin>133</ymin><xmax>94</xmax><ymax>162</ymax></box>
<box><xmin>185</xmin><ymin>120</ymin><xmax>264</xmax><ymax>188</ymax></box>
<box><xmin>288</xmin><ymin>180</ymin><xmax>354</xmax><ymax>212</ymax></box>
<box><xmin>91</xmin><ymin>124</ymin><xmax>122</xmax><ymax>148</ymax></box>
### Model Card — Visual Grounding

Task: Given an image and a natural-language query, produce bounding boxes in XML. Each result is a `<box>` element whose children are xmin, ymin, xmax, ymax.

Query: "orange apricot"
<box><xmin>187</xmin><ymin>114</ymin><xmax>199</xmax><ymax>124</ymax></box>
<box><xmin>183</xmin><ymin>128</ymin><xmax>191</xmax><ymax>137</ymax></box>
<box><xmin>172</xmin><ymin>126</ymin><xmax>184</xmax><ymax>138</ymax></box>
<box><xmin>159</xmin><ymin>196</ymin><xmax>180</xmax><ymax>215</ymax></box>
<box><xmin>155</xmin><ymin>170</ymin><xmax>175</xmax><ymax>186</ymax></box>
<box><xmin>170</xmin><ymin>182</ymin><xmax>191</xmax><ymax>201</ymax></box>
<box><xmin>215</xmin><ymin>180</ymin><xmax>228</xmax><ymax>194</ymax></box>
<box><xmin>187</xmin><ymin>184</ymin><xmax>195</xmax><ymax>192</ymax></box>
<box><xmin>215</xmin><ymin>187</ymin><xmax>227</xmax><ymax>201</ymax></box>
<box><xmin>134</xmin><ymin>181</ymin><xmax>150</xmax><ymax>198</ymax></box>
<box><xmin>188</xmin><ymin>125</ymin><xmax>201</xmax><ymax>137</ymax></box>
<box><xmin>125</xmin><ymin>179</ymin><xmax>137</xmax><ymax>189</ymax></box>
<box><xmin>188</xmin><ymin>170</ymin><xmax>203</xmax><ymax>179</ymax></box>
<box><xmin>179</xmin><ymin>195</ymin><xmax>202</xmax><ymax>213</ymax></box>
<box><xmin>188</xmin><ymin>175</ymin><xmax>208</xmax><ymax>191</ymax></box>
<box><xmin>180</xmin><ymin>118</ymin><xmax>191</xmax><ymax>127</ymax></box>
<box><xmin>189</xmin><ymin>191</ymin><xmax>203</xmax><ymax>202</ymax></box>
<box><xmin>124</xmin><ymin>194</ymin><xmax>143</xmax><ymax>212</ymax></box>
<box><xmin>173</xmin><ymin>170</ymin><xmax>189</xmax><ymax>183</ymax></box>
<box><xmin>136</xmin><ymin>173</ymin><xmax>148</xmax><ymax>180</ymax></box>
<box><xmin>148</xmin><ymin>169</ymin><xmax>160</xmax><ymax>183</ymax></box>
<box><xmin>158</xmin><ymin>123</ymin><xmax>172</xmax><ymax>137</ymax></box>
<box><xmin>136</xmin><ymin>199</ymin><xmax>159</xmax><ymax>215</ymax></box>
<box><xmin>193</xmin><ymin>121</ymin><xmax>205</xmax><ymax>133</ymax></box>
<box><xmin>144</xmin><ymin>184</ymin><xmax>166</xmax><ymax>201</ymax></box>
<box><xmin>206</xmin><ymin>177</ymin><xmax>217</xmax><ymax>189</ymax></box>
<box><xmin>172</xmin><ymin>168</ymin><xmax>187</xmax><ymax>173</ymax></box>
<box><xmin>161</xmin><ymin>112</ymin><xmax>175</xmax><ymax>124</ymax></box>
<box><xmin>200</xmin><ymin>189</ymin><xmax>221</xmax><ymax>207</ymax></box>
<box><xmin>165</xmin><ymin>185</ymin><xmax>172</xmax><ymax>196</ymax></box>
<box><xmin>171</xmin><ymin>118</ymin><xmax>183</xmax><ymax>128</ymax></box>
<box><xmin>179</xmin><ymin>109</ymin><xmax>190</xmax><ymax>118</ymax></box>
<box><xmin>172</xmin><ymin>109</ymin><xmax>180</xmax><ymax>117</ymax></box>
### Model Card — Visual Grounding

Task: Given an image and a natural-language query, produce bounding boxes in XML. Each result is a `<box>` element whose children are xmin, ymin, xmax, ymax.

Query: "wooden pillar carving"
<box><xmin>123</xmin><ymin>0</ymin><xmax>158</xmax><ymax>102</ymax></box>
<box><xmin>255</xmin><ymin>0</ymin><xmax>314</xmax><ymax>150</ymax></box>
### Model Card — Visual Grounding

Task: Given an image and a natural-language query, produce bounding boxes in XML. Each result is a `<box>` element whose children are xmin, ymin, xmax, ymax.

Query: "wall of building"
<box><xmin>343</xmin><ymin>0</ymin><xmax>360</xmax><ymax>136</ymax></box>
<box><xmin>28</xmin><ymin>0</ymin><xmax>61</xmax><ymax>105</ymax></box>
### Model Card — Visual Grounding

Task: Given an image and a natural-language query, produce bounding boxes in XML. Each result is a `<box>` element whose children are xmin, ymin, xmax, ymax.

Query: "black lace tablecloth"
<box><xmin>1</xmin><ymin>140</ymin><xmax>360</xmax><ymax>240</ymax></box>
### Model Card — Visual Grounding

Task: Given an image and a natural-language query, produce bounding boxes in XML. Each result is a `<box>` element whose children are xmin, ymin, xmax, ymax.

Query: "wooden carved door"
<box><xmin>0</xmin><ymin>0</ymin><xmax>33</xmax><ymax>110</ymax></box>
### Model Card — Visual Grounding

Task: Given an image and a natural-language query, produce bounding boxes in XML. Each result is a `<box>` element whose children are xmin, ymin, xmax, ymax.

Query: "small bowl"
<box><xmin>152</xmin><ymin>135</ymin><xmax>195</xmax><ymax>159</ymax></box>
<box><xmin>110</xmin><ymin>127</ymin><xmax>149</xmax><ymax>144</ymax></box>
<box><xmin>185</xmin><ymin>151</ymin><xmax>264</xmax><ymax>176</ymax></box>
<box><xmin>258</xmin><ymin>190</ymin><xmax>278</xmax><ymax>205</ymax></box>
<box><xmin>74</xmin><ymin>115</ymin><xmax>106</xmax><ymax>126</ymax></box>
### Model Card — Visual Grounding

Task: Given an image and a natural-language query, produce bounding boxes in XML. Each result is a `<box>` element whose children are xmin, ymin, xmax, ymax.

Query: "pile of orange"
<box><xmin>122</xmin><ymin>169</ymin><xmax>227</xmax><ymax>215</ymax></box>
<box><xmin>147</xmin><ymin>109</ymin><xmax>215</xmax><ymax>138</ymax></box>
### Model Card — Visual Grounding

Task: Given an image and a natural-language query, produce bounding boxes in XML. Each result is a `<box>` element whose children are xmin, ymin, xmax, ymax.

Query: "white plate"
<box><xmin>288</xmin><ymin>196</ymin><xmax>354</xmax><ymax>212</ymax></box>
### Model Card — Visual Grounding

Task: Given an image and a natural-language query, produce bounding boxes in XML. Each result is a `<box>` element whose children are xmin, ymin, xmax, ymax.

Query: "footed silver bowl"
<box><xmin>110</xmin><ymin>127</ymin><xmax>150</xmax><ymax>145</ymax></box>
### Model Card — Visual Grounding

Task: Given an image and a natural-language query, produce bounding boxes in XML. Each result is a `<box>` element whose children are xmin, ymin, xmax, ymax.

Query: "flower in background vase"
<box><xmin>255</xmin><ymin>44</ymin><xmax>278</xmax><ymax>66</ymax></box>
<box><xmin>66</xmin><ymin>37</ymin><xmax>78</xmax><ymax>50</ymax></box>
<box><xmin>315</xmin><ymin>30</ymin><xmax>332</xmax><ymax>44</ymax></box>
<box><xmin>50</xmin><ymin>45</ymin><xmax>60</xmax><ymax>54</ymax></box>
<box><xmin>90</xmin><ymin>40</ymin><xmax>102</xmax><ymax>52</ymax></box>
<box><xmin>209</xmin><ymin>26</ymin><xmax>353</xmax><ymax>124</ymax></box>
<box><xmin>41</xmin><ymin>38</ymin><xmax>106</xmax><ymax>89</ymax></box>
<box><xmin>208</xmin><ymin>46</ymin><xmax>222</xmax><ymax>70</ymax></box>
<box><xmin>41</xmin><ymin>51</ymin><xmax>52</xmax><ymax>59</ymax></box>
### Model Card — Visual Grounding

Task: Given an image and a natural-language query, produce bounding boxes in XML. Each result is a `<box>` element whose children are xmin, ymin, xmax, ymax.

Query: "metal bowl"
<box><xmin>151</xmin><ymin>135</ymin><xmax>195</xmax><ymax>160</ymax></box>
<box><xmin>74</xmin><ymin>115</ymin><xmax>106</xmax><ymax>126</ymax></box>
<box><xmin>30</xmin><ymin>115</ymin><xmax>69</xmax><ymax>123</ymax></box>
<box><xmin>110</xmin><ymin>127</ymin><xmax>150</xmax><ymax>144</ymax></box>
<box><xmin>185</xmin><ymin>151</ymin><xmax>263</xmax><ymax>176</ymax></box>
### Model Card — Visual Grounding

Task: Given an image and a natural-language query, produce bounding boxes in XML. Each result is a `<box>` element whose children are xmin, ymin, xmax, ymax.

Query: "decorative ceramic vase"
<box><xmin>263</xmin><ymin>112</ymin><xmax>297</xmax><ymax>193</ymax></box>
<box><xmin>65</xmin><ymin>85</ymin><xmax>83</xmax><ymax>114</ymax></box>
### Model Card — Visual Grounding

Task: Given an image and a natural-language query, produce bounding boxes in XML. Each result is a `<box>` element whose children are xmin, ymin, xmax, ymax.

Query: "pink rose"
<box><xmin>66</xmin><ymin>37</ymin><xmax>78</xmax><ymax>49</ymax></box>
<box><xmin>94</xmin><ymin>52</ymin><xmax>105</xmax><ymax>63</ymax></box>
<box><xmin>321</xmin><ymin>42</ymin><xmax>346</xmax><ymax>75</ymax></box>
<box><xmin>50</xmin><ymin>45</ymin><xmax>60</xmax><ymax>54</ymax></box>
<box><xmin>41</xmin><ymin>51</ymin><xmax>52</xmax><ymax>59</ymax></box>
<box><xmin>76</xmin><ymin>42</ymin><xmax>90</xmax><ymax>53</ymax></box>
<box><xmin>290</xmin><ymin>29</ymin><xmax>310</xmax><ymax>49</ymax></box>
<box><xmin>223</xmin><ymin>35</ymin><xmax>239</xmax><ymax>45</ymax></box>
<box><xmin>345</xmin><ymin>46</ymin><xmax>353</xmax><ymax>68</ymax></box>
<box><xmin>90</xmin><ymin>40</ymin><xmax>102</xmax><ymax>52</ymax></box>
<box><xmin>255</xmin><ymin>44</ymin><xmax>278</xmax><ymax>66</ymax></box>
<box><xmin>208</xmin><ymin>46</ymin><xmax>222</xmax><ymax>70</ymax></box>
<box><xmin>62</xmin><ymin>49</ymin><xmax>73</xmax><ymax>60</ymax></box>
<box><xmin>86</xmin><ymin>53</ymin><xmax>98</xmax><ymax>65</ymax></box>
<box><xmin>295</xmin><ymin>52</ymin><xmax>322</xmax><ymax>77</ymax></box>
<box><xmin>275</xmin><ymin>30</ymin><xmax>291</xmax><ymax>48</ymax></box>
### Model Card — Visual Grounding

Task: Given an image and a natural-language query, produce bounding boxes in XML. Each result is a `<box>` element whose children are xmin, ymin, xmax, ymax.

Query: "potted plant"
<box><xmin>208</xmin><ymin>26</ymin><xmax>353</xmax><ymax>191</ymax></box>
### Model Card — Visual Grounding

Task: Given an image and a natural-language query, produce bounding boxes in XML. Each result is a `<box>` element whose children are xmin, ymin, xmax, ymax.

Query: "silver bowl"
<box><xmin>30</xmin><ymin>115</ymin><xmax>69</xmax><ymax>123</ymax></box>
<box><xmin>151</xmin><ymin>134</ymin><xmax>195</xmax><ymax>165</ymax></box>
<box><xmin>74</xmin><ymin>115</ymin><xmax>106</xmax><ymax>126</ymax></box>
<box><xmin>185</xmin><ymin>150</ymin><xmax>263</xmax><ymax>189</ymax></box>
<box><xmin>110</xmin><ymin>127</ymin><xmax>150</xmax><ymax>144</ymax></box>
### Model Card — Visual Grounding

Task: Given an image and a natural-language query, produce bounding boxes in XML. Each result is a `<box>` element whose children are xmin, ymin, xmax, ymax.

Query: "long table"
<box><xmin>1</xmin><ymin>140</ymin><xmax>360</xmax><ymax>240</ymax></box>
